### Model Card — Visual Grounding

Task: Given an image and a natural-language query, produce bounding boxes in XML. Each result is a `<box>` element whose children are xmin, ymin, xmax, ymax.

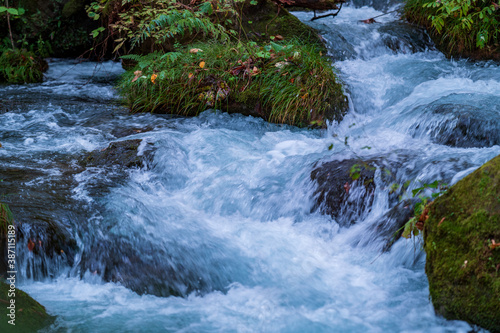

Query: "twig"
<box><xmin>359</xmin><ymin>9</ymin><xmax>399</xmax><ymax>22</ymax></box>
<box><xmin>311</xmin><ymin>3</ymin><xmax>343</xmax><ymax>21</ymax></box>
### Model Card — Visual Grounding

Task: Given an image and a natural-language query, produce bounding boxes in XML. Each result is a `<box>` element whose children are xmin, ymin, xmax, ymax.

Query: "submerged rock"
<box><xmin>379</xmin><ymin>21</ymin><xmax>435</xmax><ymax>54</ymax></box>
<box><xmin>410</xmin><ymin>95</ymin><xmax>500</xmax><ymax>148</ymax></box>
<box><xmin>0</xmin><ymin>167</ymin><xmax>79</xmax><ymax>280</ymax></box>
<box><xmin>81</xmin><ymin>139</ymin><xmax>154</xmax><ymax>169</ymax></box>
<box><xmin>424</xmin><ymin>154</ymin><xmax>500</xmax><ymax>332</ymax></box>
<box><xmin>310</xmin><ymin>157</ymin><xmax>401</xmax><ymax>226</ymax></box>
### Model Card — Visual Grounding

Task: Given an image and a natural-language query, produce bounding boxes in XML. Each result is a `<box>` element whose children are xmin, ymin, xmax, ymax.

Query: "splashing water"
<box><xmin>1</xmin><ymin>5</ymin><xmax>498</xmax><ymax>333</ymax></box>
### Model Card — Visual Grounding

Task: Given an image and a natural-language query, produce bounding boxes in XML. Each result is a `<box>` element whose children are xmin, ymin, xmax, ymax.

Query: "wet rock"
<box><xmin>0</xmin><ymin>167</ymin><xmax>80</xmax><ymax>280</ymax></box>
<box><xmin>375</xmin><ymin>199</ymin><xmax>417</xmax><ymax>251</ymax></box>
<box><xmin>0</xmin><ymin>281</ymin><xmax>54</xmax><ymax>332</ymax></box>
<box><xmin>424</xmin><ymin>154</ymin><xmax>500</xmax><ymax>332</ymax></box>
<box><xmin>379</xmin><ymin>21</ymin><xmax>435</xmax><ymax>54</ymax></box>
<box><xmin>81</xmin><ymin>139</ymin><xmax>154</xmax><ymax>169</ymax></box>
<box><xmin>410</xmin><ymin>96</ymin><xmax>500</xmax><ymax>148</ymax></box>
<box><xmin>310</xmin><ymin>157</ymin><xmax>401</xmax><ymax>226</ymax></box>
<box><xmin>323</xmin><ymin>30</ymin><xmax>357</xmax><ymax>61</ymax></box>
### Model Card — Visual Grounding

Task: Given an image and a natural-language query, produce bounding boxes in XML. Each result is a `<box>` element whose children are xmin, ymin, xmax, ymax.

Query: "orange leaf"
<box><xmin>151</xmin><ymin>73</ymin><xmax>157</xmax><ymax>84</ymax></box>
<box><xmin>199</xmin><ymin>61</ymin><xmax>205</xmax><ymax>68</ymax></box>
<box><xmin>188</xmin><ymin>73</ymin><xmax>194</xmax><ymax>79</ymax></box>
<box><xmin>490</xmin><ymin>239</ymin><xmax>500</xmax><ymax>250</ymax></box>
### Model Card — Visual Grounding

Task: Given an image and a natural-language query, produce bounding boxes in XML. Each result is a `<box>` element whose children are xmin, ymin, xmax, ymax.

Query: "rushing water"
<box><xmin>1</xmin><ymin>3</ymin><xmax>499</xmax><ymax>333</ymax></box>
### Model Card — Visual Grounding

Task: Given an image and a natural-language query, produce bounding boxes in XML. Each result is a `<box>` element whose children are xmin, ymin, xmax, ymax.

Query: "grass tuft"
<box><xmin>117</xmin><ymin>39</ymin><xmax>348</xmax><ymax>127</ymax></box>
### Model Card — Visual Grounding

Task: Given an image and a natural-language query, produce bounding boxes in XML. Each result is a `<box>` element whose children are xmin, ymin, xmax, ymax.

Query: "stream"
<box><xmin>1</xmin><ymin>2</ymin><xmax>500</xmax><ymax>332</ymax></box>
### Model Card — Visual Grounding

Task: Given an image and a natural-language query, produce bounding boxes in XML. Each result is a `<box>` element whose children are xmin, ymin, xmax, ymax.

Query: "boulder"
<box><xmin>410</xmin><ymin>96</ymin><xmax>500</xmax><ymax>148</ymax></box>
<box><xmin>310</xmin><ymin>157</ymin><xmax>401</xmax><ymax>226</ymax></box>
<box><xmin>80</xmin><ymin>139</ymin><xmax>154</xmax><ymax>169</ymax></box>
<box><xmin>424</xmin><ymin>154</ymin><xmax>500</xmax><ymax>332</ymax></box>
<box><xmin>379</xmin><ymin>21</ymin><xmax>435</xmax><ymax>54</ymax></box>
<box><xmin>0</xmin><ymin>167</ymin><xmax>79</xmax><ymax>280</ymax></box>
<box><xmin>0</xmin><ymin>280</ymin><xmax>54</xmax><ymax>332</ymax></box>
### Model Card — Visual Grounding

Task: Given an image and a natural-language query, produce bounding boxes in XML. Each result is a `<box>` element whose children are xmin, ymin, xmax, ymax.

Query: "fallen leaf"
<box><xmin>344</xmin><ymin>182</ymin><xmax>351</xmax><ymax>194</ymax></box>
<box><xmin>361</xmin><ymin>18</ymin><xmax>376</xmax><ymax>24</ymax></box>
<box><xmin>230</xmin><ymin>64</ymin><xmax>246</xmax><ymax>75</ymax></box>
<box><xmin>251</xmin><ymin>66</ymin><xmax>260</xmax><ymax>76</ymax></box>
<box><xmin>131</xmin><ymin>70</ymin><xmax>142</xmax><ymax>82</ymax></box>
<box><xmin>274</xmin><ymin>34</ymin><xmax>284</xmax><ymax>40</ymax></box>
<box><xmin>290</xmin><ymin>78</ymin><xmax>295</xmax><ymax>83</ymax></box>
<box><xmin>190</xmin><ymin>48</ymin><xmax>203</xmax><ymax>53</ymax></box>
<box><xmin>199</xmin><ymin>61</ymin><xmax>206</xmax><ymax>68</ymax></box>
<box><xmin>438</xmin><ymin>217</ymin><xmax>445</xmax><ymax>227</ymax></box>
<box><xmin>490</xmin><ymin>239</ymin><xmax>500</xmax><ymax>250</ymax></box>
<box><xmin>28</xmin><ymin>239</ymin><xmax>35</xmax><ymax>252</ymax></box>
<box><xmin>151</xmin><ymin>73</ymin><xmax>157</xmax><ymax>84</ymax></box>
<box><xmin>188</xmin><ymin>73</ymin><xmax>194</xmax><ymax>79</ymax></box>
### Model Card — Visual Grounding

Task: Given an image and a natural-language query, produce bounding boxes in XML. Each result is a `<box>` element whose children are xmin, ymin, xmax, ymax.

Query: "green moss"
<box><xmin>0</xmin><ymin>49</ymin><xmax>47</xmax><ymax>83</ymax></box>
<box><xmin>240</xmin><ymin>0</ymin><xmax>324</xmax><ymax>48</ymax></box>
<box><xmin>118</xmin><ymin>40</ymin><xmax>347</xmax><ymax>127</ymax></box>
<box><xmin>424</xmin><ymin>154</ymin><xmax>500</xmax><ymax>332</ymax></box>
<box><xmin>0</xmin><ymin>280</ymin><xmax>54</xmax><ymax>332</ymax></box>
<box><xmin>62</xmin><ymin>0</ymin><xmax>85</xmax><ymax>18</ymax></box>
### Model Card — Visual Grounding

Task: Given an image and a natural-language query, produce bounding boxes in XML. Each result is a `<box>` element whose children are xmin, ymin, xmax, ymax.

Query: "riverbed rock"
<box><xmin>410</xmin><ymin>96</ymin><xmax>500</xmax><ymax>148</ymax></box>
<box><xmin>0</xmin><ymin>167</ymin><xmax>80</xmax><ymax>280</ymax></box>
<box><xmin>379</xmin><ymin>21</ymin><xmax>435</xmax><ymax>54</ymax></box>
<box><xmin>310</xmin><ymin>157</ymin><xmax>401</xmax><ymax>226</ymax></box>
<box><xmin>81</xmin><ymin>139</ymin><xmax>154</xmax><ymax>169</ymax></box>
<box><xmin>424</xmin><ymin>154</ymin><xmax>500</xmax><ymax>332</ymax></box>
<box><xmin>0</xmin><ymin>281</ymin><xmax>54</xmax><ymax>332</ymax></box>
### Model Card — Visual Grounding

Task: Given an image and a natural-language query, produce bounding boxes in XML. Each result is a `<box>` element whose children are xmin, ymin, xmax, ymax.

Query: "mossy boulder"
<box><xmin>116</xmin><ymin>0</ymin><xmax>348</xmax><ymax>127</ymax></box>
<box><xmin>424</xmin><ymin>154</ymin><xmax>500</xmax><ymax>332</ymax></box>
<box><xmin>0</xmin><ymin>280</ymin><xmax>54</xmax><ymax>332</ymax></box>
<box><xmin>310</xmin><ymin>157</ymin><xmax>402</xmax><ymax>226</ymax></box>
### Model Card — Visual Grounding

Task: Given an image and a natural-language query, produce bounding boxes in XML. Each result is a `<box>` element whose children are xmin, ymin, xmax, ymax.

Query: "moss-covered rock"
<box><xmin>0</xmin><ymin>280</ymin><xmax>54</xmax><ymax>332</ymax></box>
<box><xmin>424</xmin><ymin>154</ymin><xmax>500</xmax><ymax>332</ymax></box>
<box><xmin>120</xmin><ymin>39</ymin><xmax>347</xmax><ymax>127</ymax></box>
<box><xmin>113</xmin><ymin>0</ymin><xmax>348</xmax><ymax>127</ymax></box>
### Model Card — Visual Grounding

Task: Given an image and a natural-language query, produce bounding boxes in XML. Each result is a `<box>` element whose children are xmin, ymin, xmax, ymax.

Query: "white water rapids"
<box><xmin>1</xmin><ymin>3</ymin><xmax>499</xmax><ymax>332</ymax></box>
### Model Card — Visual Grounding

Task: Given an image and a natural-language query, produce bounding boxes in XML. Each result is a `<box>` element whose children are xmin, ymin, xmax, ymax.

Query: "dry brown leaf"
<box><xmin>131</xmin><ymin>70</ymin><xmax>142</xmax><ymax>82</ymax></box>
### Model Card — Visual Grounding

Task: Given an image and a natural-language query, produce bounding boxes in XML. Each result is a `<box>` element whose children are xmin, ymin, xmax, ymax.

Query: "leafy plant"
<box><xmin>0</xmin><ymin>48</ymin><xmax>47</xmax><ymax>83</ymax></box>
<box><xmin>86</xmin><ymin>0</ymin><xmax>243</xmax><ymax>55</ymax></box>
<box><xmin>0</xmin><ymin>0</ymin><xmax>25</xmax><ymax>49</ymax></box>
<box><xmin>405</xmin><ymin>0</ymin><xmax>500</xmax><ymax>55</ymax></box>
<box><xmin>401</xmin><ymin>180</ymin><xmax>448</xmax><ymax>239</ymax></box>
